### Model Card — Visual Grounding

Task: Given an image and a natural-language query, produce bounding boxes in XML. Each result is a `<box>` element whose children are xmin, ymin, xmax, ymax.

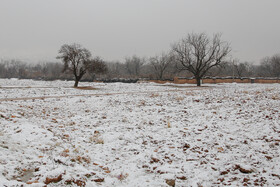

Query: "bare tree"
<box><xmin>87</xmin><ymin>56</ymin><xmax>108</xmax><ymax>80</ymax></box>
<box><xmin>259</xmin><ymin>54</ymin><xmax>280</xmax><ymax>77</ymax></box>
<box><xmin>269</xmin><ymin>55</ymin><xmax>280</xmax><ymax>77</ymax></box>
<box><xmin>172</xmin><ymin>33</ymin><xmax>231</xmax><ymax>86</ymax></box>
<box><xmin>0</xmin><ymin>61</ymin><xmax>6</xmax><ymax>78</ymax></box>
<box><xmin>125</xmin><ymin>55</ymin><xmax>145</xmax><ymax>77</ymax></box>
<box><xmin>41</xmin><ymin>62</ymin><xmax>63</xmax><ymax>80</ymax></box>
<box><xmin>149</xmin><ymin>53</ymin><xmax>174</xmax><ymax>80</ymax></box>
<box><xmin>234</xmin><ymin>62</ymin><xmax>252</xmax><ymax>77</ymax></box>
<box><xmin>57</xmin><ymin>43</ymin><xmax>92</xmax><ymax>87</ymax></box>
<box><xmin>106</xmin><ymin>61</ymin><xmax>124</xmax><ymax>78</ymax></box>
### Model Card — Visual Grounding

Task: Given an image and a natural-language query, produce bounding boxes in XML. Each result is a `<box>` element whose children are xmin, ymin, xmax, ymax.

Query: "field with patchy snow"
<box><xmin>0</xmin><ymin>79</ymin><xmax>280</xmax><ymax>186</ymax></box>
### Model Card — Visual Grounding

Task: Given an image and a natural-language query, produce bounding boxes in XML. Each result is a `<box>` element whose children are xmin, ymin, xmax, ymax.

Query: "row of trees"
<box><xmin>56</xmin><ymin>33</ymin><xmax>231</xmax><ymax>86</ymax></box>
<box><xmin>1</xmin><ymin>54</ymin><xmax>278</xmax><ymax>81</ymax></box>
<box><xmin>0</xmin><ymin>60</ymin><xmax>62</xmax><ymax>80</ymax></box>
<box><xmin>0</xmin><ymin>33</ymin><xmax>279</xmax><ymax>86</ymax></box>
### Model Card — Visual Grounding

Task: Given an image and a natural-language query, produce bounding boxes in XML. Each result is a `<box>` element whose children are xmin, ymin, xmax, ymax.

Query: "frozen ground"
<box><xmin>0</xmin><ymin>79</ymin><xmax>279</xmax><ymax>186</ymax></box>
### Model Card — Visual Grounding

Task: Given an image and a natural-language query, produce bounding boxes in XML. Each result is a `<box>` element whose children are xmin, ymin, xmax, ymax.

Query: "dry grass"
<box><xmin>175</xmin><ymin>96</ymin><xmax>184</xmax><ymax>101</ymax></box>
<box><xmin>89</xmin><ymin>131</ymin><xmax>104</xmax><ymax>144</ymax></box>
<box><xmin>116</xmin><ymin>173</ymin><xmax>129</xmax><ymax>181</ymax></box>
<box><xmin>138</xmin><ymin>100</ymin><xmax>146</xmax><ymax>106</ymax></box>
<box><xmin>185</xmin><ymin>91</ymin><xmax>195</xmax><ymax>96</ymax></box>
<box><xmin>265</xmin><ymin>88</ymin><xmax>275</xmax><ymax>92</ymax></box>
<box><xmin>150</xmin><ymin>93</ymin><xmax>160</xmax><ymax>98</ymax></box>
<box><xmin>167</xmin><ymin>120</ymin><xmax>171</xmax><ymax>128</ymax></box>
<box><xmin>271</xmin><ymin>95</ymin><xmax>280</xmax><ymax>100</ymax></box>
<box><xmin>75</xmin><ymin>86</ymin><xmax>97</xmax><ymax>90</ymax></box>
<box><xmin>158</xmin><ymin>84</ymin><xmax>210</xmax><ymax>88</ymax></box>
<box><xmin>0</xmin><ymin>86</ymin><xmax>57</xmax><ymax>89</ymax></box>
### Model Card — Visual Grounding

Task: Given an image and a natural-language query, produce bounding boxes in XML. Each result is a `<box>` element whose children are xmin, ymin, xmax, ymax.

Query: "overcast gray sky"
<box><xmin>0</xmin><ymin>0</ymin><xmax>280</xmax><ymax>63</ymax></box>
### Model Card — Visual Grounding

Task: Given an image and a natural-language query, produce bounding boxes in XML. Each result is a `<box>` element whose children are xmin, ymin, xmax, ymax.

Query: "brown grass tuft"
<box><xmin>75</xmin><ymin>86</ymin><xmax>97</xmax><ymax>90</ymax></box>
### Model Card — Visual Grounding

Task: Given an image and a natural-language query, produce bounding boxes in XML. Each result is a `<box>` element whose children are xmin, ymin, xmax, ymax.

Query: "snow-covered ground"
<box><xmin>0</xmin><ymin>79</ymin><xmax>279</xmax><ymax>186</ymax></box>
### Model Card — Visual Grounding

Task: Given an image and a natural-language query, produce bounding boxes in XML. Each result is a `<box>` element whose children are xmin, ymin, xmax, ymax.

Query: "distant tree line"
<box><xmin>1</xmin><ymin>54</ymin><xmax>279</xmax><ymax>80</ymax></box>
<box><xmin>0</xmin><ymin>60</ymin><xmax>63</xmax><ymax>80</ymax></box>
<box><xmin>0</xmin><ymin>33</ymin><xmax>279</xmax><ymax>85</ymax></box>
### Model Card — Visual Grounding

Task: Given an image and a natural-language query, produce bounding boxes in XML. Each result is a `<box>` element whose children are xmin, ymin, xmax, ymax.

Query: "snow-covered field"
<box><xmin>0</xmin><ymin>79</ymin><xmax>279</xmax><ymax>186</ymax></box>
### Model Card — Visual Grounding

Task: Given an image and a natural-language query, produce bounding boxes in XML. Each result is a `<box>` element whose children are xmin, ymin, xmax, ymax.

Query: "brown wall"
<box><xmin>254</xmin><ymin>79</ymin><xmax>280</xmax><ymax>84</ymax></box>
<box><xmin>174</xmin><ymin>77</ymin><xmax>197</xmax><ymax>84</ymax></box>
<box><xmin>203</xmin><ymin>78</ymin><xmax>251</xmax><ymax>84</ymax></box>
<box><xmin>149</xmin><ymin>80</ymin><xmax>174</xmax><ymax>84</ymax></box>
<box><xmin>155</xmin><ymin>77</ymin><xmax>280</xmax><ymax>84</ymax></box>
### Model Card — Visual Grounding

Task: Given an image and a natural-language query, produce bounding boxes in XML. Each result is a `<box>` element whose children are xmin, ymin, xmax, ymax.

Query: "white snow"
<box><xmin>0</xmin><ymin>79</ymin><xmax>279</xmax><ymax>186</ymax></box>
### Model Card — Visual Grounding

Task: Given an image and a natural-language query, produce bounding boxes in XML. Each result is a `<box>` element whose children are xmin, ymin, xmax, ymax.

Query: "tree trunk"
<box><xmin>90</xmin><ymin>74</ymin><xmax>96</xmax><ymax>82</ymax></box>
<box><xmin>74</xmin><ymin>79</ymin><xmax>79</xmax><ymax>87</ymax></box>
<box><xmin>196</xmin><ymin>77</ymin><xmax>201</xmax><ymax>86</ymax></box>
<box><xmin>74</xmin><ymin>74</ymin><xmax>84</xmax><ymax>87</ymax></box>
<box><xmin>159</xmin><ymin>73</ymin><xmax>163</xmax><ymax>80</ymax></box>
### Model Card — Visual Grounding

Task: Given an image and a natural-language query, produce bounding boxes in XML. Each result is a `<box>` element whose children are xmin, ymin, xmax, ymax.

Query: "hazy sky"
<box><xmin>0</xmin><ymin>0</ymin><xmax>280</xmax><ymax>64</ymax></box>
